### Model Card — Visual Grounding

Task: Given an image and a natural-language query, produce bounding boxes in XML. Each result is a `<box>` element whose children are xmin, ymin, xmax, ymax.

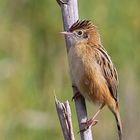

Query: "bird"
<box><xmin>61</xmin><ymin>20</ymin><xmax>122</xmax><ymax>140</ymax></box>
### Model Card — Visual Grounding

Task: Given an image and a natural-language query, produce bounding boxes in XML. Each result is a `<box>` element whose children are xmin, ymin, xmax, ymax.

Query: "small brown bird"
<box><xmin>61</xmin><ymin>20</ymin><xmax>122</xmax><ymax>140</ymax></box>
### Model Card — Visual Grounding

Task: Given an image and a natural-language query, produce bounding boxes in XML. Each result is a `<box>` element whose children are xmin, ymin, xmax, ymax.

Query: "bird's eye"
<box><xmin>77</xmin><ymin>30</ymin><xmax>83</xmax><ymax>36</ymax></box>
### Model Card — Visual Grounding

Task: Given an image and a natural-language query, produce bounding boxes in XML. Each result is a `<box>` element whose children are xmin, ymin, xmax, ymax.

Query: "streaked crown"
<box><xmin>69</xmin><ymin>20</ymin><xmax>96</xmax><ymax>32</ymax></box>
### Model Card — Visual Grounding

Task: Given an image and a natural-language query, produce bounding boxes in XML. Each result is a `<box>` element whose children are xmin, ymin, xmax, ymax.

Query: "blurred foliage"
<box><xmin>0</xmin><ymin>0</ymin><xmax>140</xmax><ymax>140</ymax></box>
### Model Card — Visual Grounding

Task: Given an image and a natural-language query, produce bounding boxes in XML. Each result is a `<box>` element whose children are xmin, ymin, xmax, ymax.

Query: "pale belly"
<box><xmin>68</xmin><ymin>47</ymin><xmax>85</xmax><ymax>86</ymax></box>
<box><xmin>68</xmin><ymin>47</ymin><xmax>112</xmax><ymax>105</ymax></box>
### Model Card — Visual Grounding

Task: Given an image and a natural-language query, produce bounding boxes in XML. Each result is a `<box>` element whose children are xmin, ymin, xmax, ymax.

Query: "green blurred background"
<box><xmin>0</xmin><ymin>0</ymin><xmax>140</xmax><ymax>139</ymax></box>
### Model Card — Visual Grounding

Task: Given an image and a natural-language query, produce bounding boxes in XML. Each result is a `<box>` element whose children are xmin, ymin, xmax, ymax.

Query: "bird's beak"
<box><xmin>60</xmin><ymin>31</ymin><xmax>72</xmax><ymax>35</ymax></box>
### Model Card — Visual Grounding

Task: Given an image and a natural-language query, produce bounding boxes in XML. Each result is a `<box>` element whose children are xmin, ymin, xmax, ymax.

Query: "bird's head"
<box><xmin>61</xmin><ymin>20</ymin><xmax>101</xmax><ymax>46</ymax></box>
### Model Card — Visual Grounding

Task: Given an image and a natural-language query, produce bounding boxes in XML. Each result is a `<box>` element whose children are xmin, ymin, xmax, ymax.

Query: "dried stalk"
<box><xmin>56</xmin><ymin>0</ymin><xmax>93</xmax><ymax>140</ymax></box>
<box><xmin>55</xmin><ymin>97</ymin><xmax>75</xmax><ymax>140</ymax></box>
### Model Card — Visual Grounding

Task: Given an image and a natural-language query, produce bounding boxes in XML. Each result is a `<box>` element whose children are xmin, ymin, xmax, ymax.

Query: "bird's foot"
<box><xmin>79</xmin><ymin>104</ymin><xmax>104</xmax><ymax>132</ymax></box>
<box><xmin>72</xmin><ymin>85</ymin><xmax>82</xmax><ymax>101</ymax></box>
<box><xmin>56</xmin><ymin>0</ymin><xmax>68</xmax><ymax>6</ymax></box>
<box><xmin>80</xmin><ymin>118</ymin><xmax>98</xmax><ymax>132</ymax></box>
<box><xmin>72</xmin><ymin>92</ymin><xmax>81</xmax><ymax>101</ymax></box>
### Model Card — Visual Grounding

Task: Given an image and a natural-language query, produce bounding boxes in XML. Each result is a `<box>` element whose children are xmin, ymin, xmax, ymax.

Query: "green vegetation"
<box><xmin>0</xmin><ymin>0</ymin><xmax>140</xmax><ymax>139</ymax></box>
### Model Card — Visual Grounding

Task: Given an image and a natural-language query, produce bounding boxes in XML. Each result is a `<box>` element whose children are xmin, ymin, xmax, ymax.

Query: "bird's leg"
<box><xmin>80</xmin><ymin>104</ymin><xmax>105</xmax><ymax>132</ymax></box>
<box><xmin>72</xmin><ymin>85</ymin><xmax>82</xmax><ymax>101</ymax></box>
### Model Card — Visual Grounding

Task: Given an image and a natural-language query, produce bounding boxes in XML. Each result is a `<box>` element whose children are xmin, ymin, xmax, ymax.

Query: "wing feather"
<box><xmin>95</xmin><ymin>47</ymin><xmax>118</xmax><ymax>102</ymax></box>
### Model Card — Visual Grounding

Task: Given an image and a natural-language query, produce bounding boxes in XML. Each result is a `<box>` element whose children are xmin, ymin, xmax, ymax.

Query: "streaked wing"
<box><xmin>95</xmin><ymin>46</ymin><xmax>118</xmax><ymax>102</ymax></box>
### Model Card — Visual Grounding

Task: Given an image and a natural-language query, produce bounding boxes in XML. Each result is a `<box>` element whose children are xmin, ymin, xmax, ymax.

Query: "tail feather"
<box><xmin>109</xmin><ymin>103</ymin><xmax>123</xmax><ymax>140</ymax></box>
<box><xmin>114</xmin><ymin>110</ymin><xmax>123</xmax><ymax>140</ymax></box>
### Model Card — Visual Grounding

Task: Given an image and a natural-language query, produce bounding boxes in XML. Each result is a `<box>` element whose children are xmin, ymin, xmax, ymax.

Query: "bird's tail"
<box><xmin>109</xmin><ymin>103</ymin><xmax>123</xmax><ymax>140</ymax></box>
<box><xmin>114</xmin><ymin>108</ymin><xmax>123</xmax><ymax>140</ymax></box>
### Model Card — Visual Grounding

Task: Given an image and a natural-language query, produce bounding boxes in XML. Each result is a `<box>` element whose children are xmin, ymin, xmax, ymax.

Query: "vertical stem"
<box><xmin>56</xmin><ymin>0</ymin><xmax>93</xmax><ymax>140</ymax></box>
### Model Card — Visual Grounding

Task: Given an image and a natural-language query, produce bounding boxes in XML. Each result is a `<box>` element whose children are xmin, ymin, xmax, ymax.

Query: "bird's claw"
<box><xmin>79</xmin><ymin>119</ymin><xmax>98</xmax><ymax>132</ymax></box>
<box><xmin>72</xmin><ymin>85</ymin><xmax>82</xmax><ymax>101</ymax></box>
<box><xmin>56</xmin><ymin>0</ymin><xmax>68</xmax><ymax>6</ymax></box>
<box><xmin>71</xmin><ymin>92</ymin><xmax>81</xmax><ymax>101</ymax></box>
